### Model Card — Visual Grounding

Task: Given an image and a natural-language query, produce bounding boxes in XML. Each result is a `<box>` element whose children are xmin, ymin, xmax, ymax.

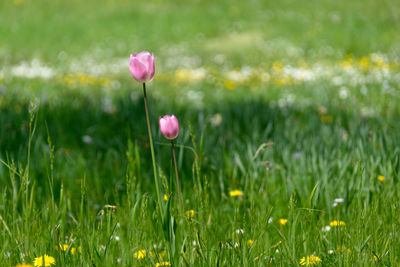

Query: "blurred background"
<box><xmin>0</xmin><ymin>0</ymin><xmax>399</xmax><ymax>201</ymax></box>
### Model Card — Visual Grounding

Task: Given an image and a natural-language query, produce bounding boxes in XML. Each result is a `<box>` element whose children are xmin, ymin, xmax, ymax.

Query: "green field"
<box><xmin>1</xmin><ymin>0</ymin><xmax>400</xmax><ymax>266</ymax></box>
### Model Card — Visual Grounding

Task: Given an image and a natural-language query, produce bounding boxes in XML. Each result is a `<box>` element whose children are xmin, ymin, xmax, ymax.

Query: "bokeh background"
<box><xmin>1</xmin><ymin>0</ymin><xmax>400</xmax><ymax>203</ymax></box>
<box><xmin>1</xmin><ymin>0</ymin><xmax>400</xmax><ymax>208</ymax></box>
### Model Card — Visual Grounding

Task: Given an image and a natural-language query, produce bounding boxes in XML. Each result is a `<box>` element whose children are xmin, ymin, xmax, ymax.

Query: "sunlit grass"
<box><xmin>1</xmin><ymin>0</ymin><xmax>400</xmax><ymax>266</ymax></box>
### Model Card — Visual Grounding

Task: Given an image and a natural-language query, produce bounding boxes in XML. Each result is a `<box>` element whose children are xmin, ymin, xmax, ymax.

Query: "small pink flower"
<box><xmin>159</xmin><ymin>115</ymin><xmax>179</xmax><ymax>140</ymax></box>
<box><xmin>129</xmin><ymin>51</ymin><xmax>155</xmax><ymax>83</ymax></box>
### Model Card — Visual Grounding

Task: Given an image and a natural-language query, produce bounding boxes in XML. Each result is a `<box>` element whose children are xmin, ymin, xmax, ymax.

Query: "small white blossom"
<box><xmin>235</xmin><ymin>229</ymin><xmax>245</xmax><ymax>234</ymax></box>
<box><xmin>322</xmin><ymin>225</ymin><xmax>331</xmax><ymax>232</ymax></box>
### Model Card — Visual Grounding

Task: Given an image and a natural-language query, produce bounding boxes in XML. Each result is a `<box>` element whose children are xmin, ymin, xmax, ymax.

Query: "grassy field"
<box><xmin>1</xmin><ymin>0</ymin><xmax>400</xmax><ymax>266</ymax></box>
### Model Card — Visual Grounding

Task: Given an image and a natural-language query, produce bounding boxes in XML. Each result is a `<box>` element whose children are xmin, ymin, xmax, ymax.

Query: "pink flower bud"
<box><xmin>159</xmin><ymin>115</ymin><xmax>179</xmax><ymax>140</ymax></box>
<box><xmin>129</xmin><ymin>51</ymin><xmax>155</xmax><ymax>83</ymax></box>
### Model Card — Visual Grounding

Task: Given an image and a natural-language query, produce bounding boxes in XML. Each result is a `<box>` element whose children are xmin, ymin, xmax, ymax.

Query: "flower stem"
<box><xmin>171</xmin><ymin>140</ymin><xmax>182</xmax><ymax>206</ymax></box>
<box><xmin>142</xmin><ymin>82</ymin><xmax>163</xmax><ymax>221</ymax></box>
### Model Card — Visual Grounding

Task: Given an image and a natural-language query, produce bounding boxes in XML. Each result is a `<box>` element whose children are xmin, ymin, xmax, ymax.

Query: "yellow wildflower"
<box><xmin>229</xmin><ymin>190</ymin><xmax>243</xmax><ymax>197</ymax></box>
<box><xmin>299</xmin><ymin>255</ymin><xmax>322</xmax><ymax>265</ymax></box>
<box><xmin>33</xmin><ymin>255</ymin><xmax>55</xmax><ymax>267</ymax></box>
<box><xmin>186</xmin><ymin>209</ymin><xmax>195</xmax><ymax>218</ymax></box>
<box><xmin>224</xmin><ymin>80</ymin><xmax>236</xmax><ymax>90</ymax></box>
<box><xmin>16</xmin><ymin>264</ymin><xmax>33</xmax><ymax>267</ymax></box>
<box><xmin>134</xmin><ymin>249</ymin><xmax>146</xmax><ymax>259</ymax></box>
<box><xmin>377</xmin><ymin>175</ymin><xmax>385</xmax><ymax>182</ymax></box>
<box><xmin>359</xmin><ymin>56</ymin><xmax>369</xmax><ymax>70</ymax></box>
<box><xmin>163</xmin><ymin>194</ymin><xmax>169</xmax><ymax>201</ymax></box>
<box><xmin>278</xmin><ymin>218</ymin><xmax>288</xmax><ymax>226</ymax></box>
<box><xmin>272</xmin><ymin>61</ymin><xmax>283</xmax><ymax>73</ymax></box>
<box><xmin>56</xmin><ymin>243</ymin><xmax>77</xmax><ymax>254</ymax></box>
<box><xmin>338</xmin><ymin>56</ymin><xmax>353</xmax><ymax>69</ymax></box>
<box><xmin>156</xmin><ymin>261</ymin><xmax>171</xmax><ymax>267</ymax></box>
<box><xmin>247</xmin><ymin>239</ymin><xmax>254</xmax><ymax>246</ymax></box>
<box><xmin>57</xmin><ymin>244</ymin><xmax>69</xmax><ymax>251</ymax></box>
<box><xmin>330</xmin><ymin>220</ymin><xmax>346</xmax><ymax>227</ymax></box>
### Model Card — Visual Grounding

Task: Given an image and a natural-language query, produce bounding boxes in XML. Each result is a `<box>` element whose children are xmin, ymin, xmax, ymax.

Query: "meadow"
<box><xmin>1</xmin><ymin>0</ymin><xmax>400</xmax><ymax>266</ymax></box>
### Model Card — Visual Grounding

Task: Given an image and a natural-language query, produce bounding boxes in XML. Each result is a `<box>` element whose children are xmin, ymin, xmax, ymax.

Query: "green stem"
<box><xmin>171</xmin><ymin>140</ymin><xmax>182</xmax><ymax>208</ymax></box>
<box><xmin>142</xmin><ymin>83</ymin><xmax>163</xmax><ymax>221</ymax></box>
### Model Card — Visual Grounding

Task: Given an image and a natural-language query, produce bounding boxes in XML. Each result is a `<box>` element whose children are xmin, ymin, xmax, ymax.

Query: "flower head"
<box><xmin>377</xmin><ymin>175</ymin><xmax>385</xmax><ymax>182</ymax></box>
<box><xmin>278</xmin><ymin>218</ymin><xmax>288</xmax><ymax>226</ymax></box>
<box><xmin>33</xmin><ymin>255</ymin><xmax>55</xmax><ymax>267</ymax></box>
<box><xmin>229</xmin><ymin>189</ymin><xmax>243</xmax><ymax>197</ymax></box>
<box><xmin>156</xmin><ymin>261</ymin><xmax>171</xmax><ymax>267</ymax></box>
<box><xmin>16</xmin><ymin>264</ymin><xmax>33</xmax><ymax>267</ymax></box>
<box><xmin>299</xmin><ymin>255</ymin><xmax>322</xmax><ymax>265</ymax></box>
<box><xmin>129</xmin><ymin>51</ymin><xmax>155</xmax><ymax>83</ymax></box>
<box><xmin>322</xmin><ymin>225</ymin><xmax>331</xmax><ymax>232</ymax></box>
<box><xmin>330</xmin><ymin>220</ymin><xmax>346</xmax><ymax>227</ymax></box>
<box><xmin>159</xmin><ymin>115</ymin><xmax>179</xmax><ymax>140</ymax></box>
<box><xmin>134</xmin><ymin>249</ymin><xmax>146</xmax><ymax>259</ymax></box>
<box><xmin>186</xmin><ymin>209</ymin><xmax>195</xmax><ymax>218</ymax></box>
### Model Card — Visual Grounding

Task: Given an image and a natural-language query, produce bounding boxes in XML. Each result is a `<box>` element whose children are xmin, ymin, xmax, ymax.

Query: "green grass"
<box><xmin>0</xmin><ymin>0</ymin><xmax>400</xmax><ymax>266</ymax></box>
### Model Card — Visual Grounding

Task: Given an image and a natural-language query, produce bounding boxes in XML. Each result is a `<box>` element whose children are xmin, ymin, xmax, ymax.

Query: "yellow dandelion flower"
<box><xmin>338</xmin><ymin>56</ymin><xmax>353</xmax><ymax>69</ymax></box>
<box><xmin>134</xmin><ymin>249</ymin><xmax>146</xmax><ymax>259</ymax></box>
<box><xmin>229</xmin><ymin>190</ymin><xmax>243</xmax><ymax>197</ymax></box>
<box><xmin>186</xmin><ymin>209</ymin><xmax>195</xmax><ymax>218</ymax></box>
<box><xmin>330</xmin><ymin>220</ymin><xmax>346</xmax><ymax>227</ymax></box>
<box><xmin>377</xmin><ymin>175</ymin><xmax>385</xmax><ymax>182</ymax></box>
<box><xmin>16</xmin><ymin>264</ymin><xmax>33</xmax><ymax>267</ymax></box>
<box><xmin>278</xmin><ymin>218</ymin><xmax>288</xmax><ymax>226</ymax></box>
<box><xmin>156</xmin><ymin>261</ymin><xmax>171</xmax><ymax>267</ymax></box>
<box><xmin>359</xmin><ymin>56</ymin><xmax>369</xmax><ymax>70</ymax></box>
<box><xmin>247</xmin><ymin>239</ymin><xmax>254</xmax><ymax>246</ymax></box>
<box><xmin>163</xmin><ymin>194</ymin><xmax>169</xmax><ymax>201</ymax></box>
<box><xmin>272</xmin><ymin>61</ymin><xmax>283</xmax><ymax>73</ymax></box>
<box><xmin>374</xmin><ymin>254</ymin><xmax>382</xmax><ymax>261</ymax></box>
<box><xmin>56</xmin><ymin>243</ymin><xmax>76</xmax><ymax>254</ymax></box>
<box><xmin>33</xmin><ymin>255</ymin><xmax>55</xmax><ymax>267</ymax></box>
<box><xmin>57</xmin><ymin>244</ymin><xmax>69</xmax><ymax>251</ymax></box>
<box><xmin>374</xmin><ymin>254</ymin><xmax>381</xmax><ymax>261</ymax></box>
<box><xmin>299</xmin><ymin>255</ymin><xmax>322</xmax><ymax>265</ymax></box>
<box><xmin>224</xmin><ymin>80</ymin><xmax>236</xmax><ymax>90</ymax></box>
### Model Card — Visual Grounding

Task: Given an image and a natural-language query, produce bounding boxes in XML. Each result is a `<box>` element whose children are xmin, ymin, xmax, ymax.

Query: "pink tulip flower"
<box><xmin>129</xmin><ymin>51</ymin><xmax>155</xmax><ymax>83</ymax></box>
<box><xmin>159</xmin><ymin>115</ymin><xmax>179</xmax><ymax>140</ymax></box>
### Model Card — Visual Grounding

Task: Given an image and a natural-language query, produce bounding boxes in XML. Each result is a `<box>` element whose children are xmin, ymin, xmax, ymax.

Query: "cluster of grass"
<box><xmin>1</xmin><ymin>0</ymin><xmax>400</xmax><ymax>266</ymax></box>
